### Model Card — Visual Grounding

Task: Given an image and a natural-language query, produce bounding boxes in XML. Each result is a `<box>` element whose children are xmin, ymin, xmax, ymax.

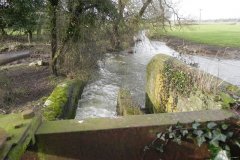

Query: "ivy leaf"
<box><xmin>210</xmin><ymin>139</ymin><xmax>219</xmax><ymax>147</ymax></box>
<box><xmin>212</xmin><ymin>129</ymin><xmax>221</xmax><ymax>136</ymax></box>
<box><xmin>207</xmin><ymin>122</ymin><xmax>217</xmax><ymax>129</ymax></box>
<box><xmin>221</xmin><ymin>124</ymin><xmax>228</xmax><ymax>130</ymax></box>
<box><xmin>156</xmin><ymin>145</ymin><xmax>164</xmax><ymax>153</ymax></box>
<box><xmin>197</xmin><ymin>136</ymin><xmax>206</xmax><ymax>147</ymax></box>
<box><xmin>181</xmin><ymin>129</ymin><xmax>189</xmax><ymax>137</ymax></box>
<box><xmin>214</xmin><ymin>150</ymin><xmax>229</xmax><ymax>160</ymax></box>
<box><xmin>186</xmin><ymin>133</ymin><xmax>194</xmax><ymax>140</ymax></box>
<box><xmin>225</xmin><ymin>145</ymin><xmax>230</xmax><ymax>151</ymax></box>
<box><xmin>160</xmin><ymin>133</ymin><xmax>166</xmax><ymax>141</ymax></box>
<box><xmin>157</xmin><ymin>132</ymin><xmax>162</xmax><ymax>138</ymax></box>
<box><xmin>204</xmin><ymin>131</ymin><xmax>213</xmax><ymax>139</ymax></box>
<box><xmin>173</xmin><ymin>136</ymin><xmax>182</xmax><ymax>145</ymax></box>
<box><xmin>226</xmin><ymin>132</ymin><xmax>233</xmax><ymax>138</ymax></box>
<box><xmin>218</xmin><ymin>134</ymin><xmax>227</xmax><ymax>142</ymax></box>
<box><xmin>193</xmin><ymin>130</ymin><xmax>204</xmax><ymax>137</ymax></box>
<box><xmin>176</xmin><ymin>122</ymin><xmax>183</xmax><ymax>129</ymax></box>
<box><xmin>167</xmin><ymin>126</ymin><xmax>173</xmax><ymax>132</ymax></box>
<box><xmin>192</xmin><ymin>122</ymin><xmax>201</xmax><ymax>130</ymax></box>
<box><xmin>212</xmin><ymin>130</ymin><xmax>227</xmax><ymax>142</ymax></box>
<box><xmin>234</xmin><ymin>140</ymin><xmax>240</xmax><ymax>148</ymax></box>
<box><xmin>168</xmin><ymin>132</ymin><xmax>175</xmax><ymax>139</ymax></box>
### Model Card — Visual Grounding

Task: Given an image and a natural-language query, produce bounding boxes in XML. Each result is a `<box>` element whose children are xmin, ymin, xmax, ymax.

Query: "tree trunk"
<box><xmin>139</xmin><ymin>0</ymin><xmax>153</xmax><ymax>17</ymax></box>
<box><xmin>36</xmin><ymin>24</ymin><xmax>42</xmax><ymax>40</ymax></box>
<box><xmin>27</xmin><ymin>30</ymin><xmax>32</xmax><ymax>44</ymax></box>
<box><xmin>111</xmin><ymin>0</ymin><xmax>126</xmax><ymax>50</ymax></box>
<box><xmin>49</xmin><ymin>1</ymin><xmax>58</xmax><ymax>76</ymax></box>
<box><xmin>112</xmin><ymin>23</ymin><xmax>121</xmax><ymax>50</ymax></box>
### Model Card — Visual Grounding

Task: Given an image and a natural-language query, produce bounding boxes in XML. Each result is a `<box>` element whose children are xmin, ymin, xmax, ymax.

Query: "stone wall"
<box><xmin>146</xmin><ymin>54</ymin><xmax>240</xmax><ymax>113</ymax></box>
<box><xmin>43</xmin><ymin>79</ymin><xmax>86</xmax><ymax>120</ymax></box>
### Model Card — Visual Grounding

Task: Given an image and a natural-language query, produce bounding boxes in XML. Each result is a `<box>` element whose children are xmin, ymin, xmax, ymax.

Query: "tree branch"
<box><xmin>139</xmin><ymin>0</ymin><xmax>153</xmax><ymax>17</ymax></box>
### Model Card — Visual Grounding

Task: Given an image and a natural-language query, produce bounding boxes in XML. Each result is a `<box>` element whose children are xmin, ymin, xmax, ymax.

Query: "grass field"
<box><xmin>165</xmin><ymin>24</ymin><xmax>240</xmax><ymax>48</ymax></box>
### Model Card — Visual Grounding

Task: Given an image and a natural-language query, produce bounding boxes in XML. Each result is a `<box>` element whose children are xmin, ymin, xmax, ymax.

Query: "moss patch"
<box><xmin>43</xmin><ymin>79</ymin><xmax>86</xmax><ymax>121</ymax></box>
<box><xmin>145</xmin><ymin>54</ymin><xmax>168</xmax><ymax>113</ymax></box>
<box><xmin>43</xmin><ymin>83</ymin><xmax>68</xmax><ymax>120</ymax></box>
<box><xmin>218</xmin><ymin>92</ymin><xmax>236</xmax><ymax>109</ymax></box>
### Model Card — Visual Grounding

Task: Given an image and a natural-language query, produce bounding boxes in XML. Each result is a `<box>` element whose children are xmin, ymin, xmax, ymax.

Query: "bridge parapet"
<box><xmin>36</xmin><ymin>110</ymin><xmax>236</xmax><ymax>160</ymax></box>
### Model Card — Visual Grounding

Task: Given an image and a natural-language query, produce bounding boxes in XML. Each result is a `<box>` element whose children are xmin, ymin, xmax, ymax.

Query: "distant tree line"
<box><xmin>0</xmin><ymin>0</ymin><xmax>44</xmax><ymax>43</ymax></box>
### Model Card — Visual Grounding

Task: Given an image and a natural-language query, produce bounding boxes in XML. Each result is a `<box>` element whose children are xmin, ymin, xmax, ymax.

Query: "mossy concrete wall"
<box><xmin>117</xmin><ymin>89</ymin><xmax>143</xmax><ymax>116</ymax></box>
<box><xmin>43</xmin><ymin>79</ymin><xmax>86</xmax><ymax>121</ymax></box>
<box><xmin>146</xmin><ymin>54</ymin><xmax>240</xmax><ymax>113</ymax></box>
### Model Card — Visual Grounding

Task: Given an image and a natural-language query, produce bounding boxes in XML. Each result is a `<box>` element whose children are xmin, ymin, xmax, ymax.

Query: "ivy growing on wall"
<box><xmin>163</xmin><ymin>59</ymin><xmax>194</xmax><ymax>96</ymax></box>
<box><xmin>143</xmin><ymin>118</ymin><xmax>240</xmax><ymax>160</ymax></box>
<box><xmin>162</xmin><ymin>58</ymin><xmax>240</xmax><ymax>112</ymax></box>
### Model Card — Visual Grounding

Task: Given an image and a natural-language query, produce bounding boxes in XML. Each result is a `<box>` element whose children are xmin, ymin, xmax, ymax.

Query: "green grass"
<box><xmin>166</xmin><ymin>24</ymin><xmax>240</xmax><ymax>48</ymax></box>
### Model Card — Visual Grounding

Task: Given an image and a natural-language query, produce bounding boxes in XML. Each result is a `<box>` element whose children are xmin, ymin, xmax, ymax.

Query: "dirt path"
<box><xmin>161</xmin><ymin>36</ymin><xmax>240</xmax><ymax>60</ymax></box>
<box><xmin>0</xmin><ymin>65</ymin><xmax>55</xmax><ymax>113</ymax></box>
<box><xmin>0</xmin><ymin>46</ymin><xmax>62</xmax><ymax>114</ymax></box>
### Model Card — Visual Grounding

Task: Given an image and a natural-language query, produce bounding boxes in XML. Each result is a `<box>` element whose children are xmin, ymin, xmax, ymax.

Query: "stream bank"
<box><xmin>160</xmin><ymin>36</ymin><xmax>240</xmax><ymax>60</ymax></box>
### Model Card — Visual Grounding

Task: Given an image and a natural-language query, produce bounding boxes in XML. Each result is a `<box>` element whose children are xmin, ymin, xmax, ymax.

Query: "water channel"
<box><xmin>75</xmin><ymin>32</ymin><xmax>240</xmax><ymax>120</ymax></box>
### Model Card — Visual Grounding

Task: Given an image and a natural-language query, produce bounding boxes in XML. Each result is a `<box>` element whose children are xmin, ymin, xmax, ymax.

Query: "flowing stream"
<box><xmin>75</xmin><ymin>32</ymin><xmax>240</xmax><ymax>120</ymax></box>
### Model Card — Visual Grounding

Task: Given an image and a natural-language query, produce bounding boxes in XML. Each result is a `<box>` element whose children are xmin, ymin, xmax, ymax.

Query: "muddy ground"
<box><xmin>0</xmin><ymin>44</ymin><xmax>62</xmax><ymax>114</ymax></box>
<box><xmin>162</xmin><ymin>36</ymin><xmax>240</xmax><ymax>60</ymax></box>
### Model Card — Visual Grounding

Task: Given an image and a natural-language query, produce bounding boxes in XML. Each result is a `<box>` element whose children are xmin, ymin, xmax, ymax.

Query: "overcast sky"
<box><xmin>175</xmin><ymin>0</ymin><xmax>240</xmax><ymax>20</ymax></box>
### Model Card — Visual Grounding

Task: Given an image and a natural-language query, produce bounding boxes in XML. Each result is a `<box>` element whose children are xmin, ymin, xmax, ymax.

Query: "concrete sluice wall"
<box><xmin>146</xmin><ymin>54</ymin><xmax>240</xmax><ymax>114</ymax></box>
<box><xmin>42</xmin><ymin>79</ymin><xmax>86</xmax><ymax>121</ymax></box>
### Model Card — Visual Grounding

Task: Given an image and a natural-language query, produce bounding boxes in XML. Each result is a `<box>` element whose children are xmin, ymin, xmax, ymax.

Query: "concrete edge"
<box><xmin>36</xmin><ymin>109</ymin><xmax>236</xmax><ymax>135</ymax></box>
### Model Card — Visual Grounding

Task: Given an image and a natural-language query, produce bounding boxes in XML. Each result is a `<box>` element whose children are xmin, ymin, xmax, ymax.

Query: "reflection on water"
<box><xmin>75</xmin><ymin>32</ymin><xmax>240</xmax><ymax>120</ymax></box>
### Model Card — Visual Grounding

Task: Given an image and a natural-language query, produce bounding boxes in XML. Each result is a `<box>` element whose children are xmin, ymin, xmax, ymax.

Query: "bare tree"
<box><xmin>48</xmin><ymin>0</ymin><xmax>59</xmax><ymax>76</ymax></box>
<box><xmin>109</xmin><ymin>0</ymin><xmax>182</xmax><ymax>50</ymax></box>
